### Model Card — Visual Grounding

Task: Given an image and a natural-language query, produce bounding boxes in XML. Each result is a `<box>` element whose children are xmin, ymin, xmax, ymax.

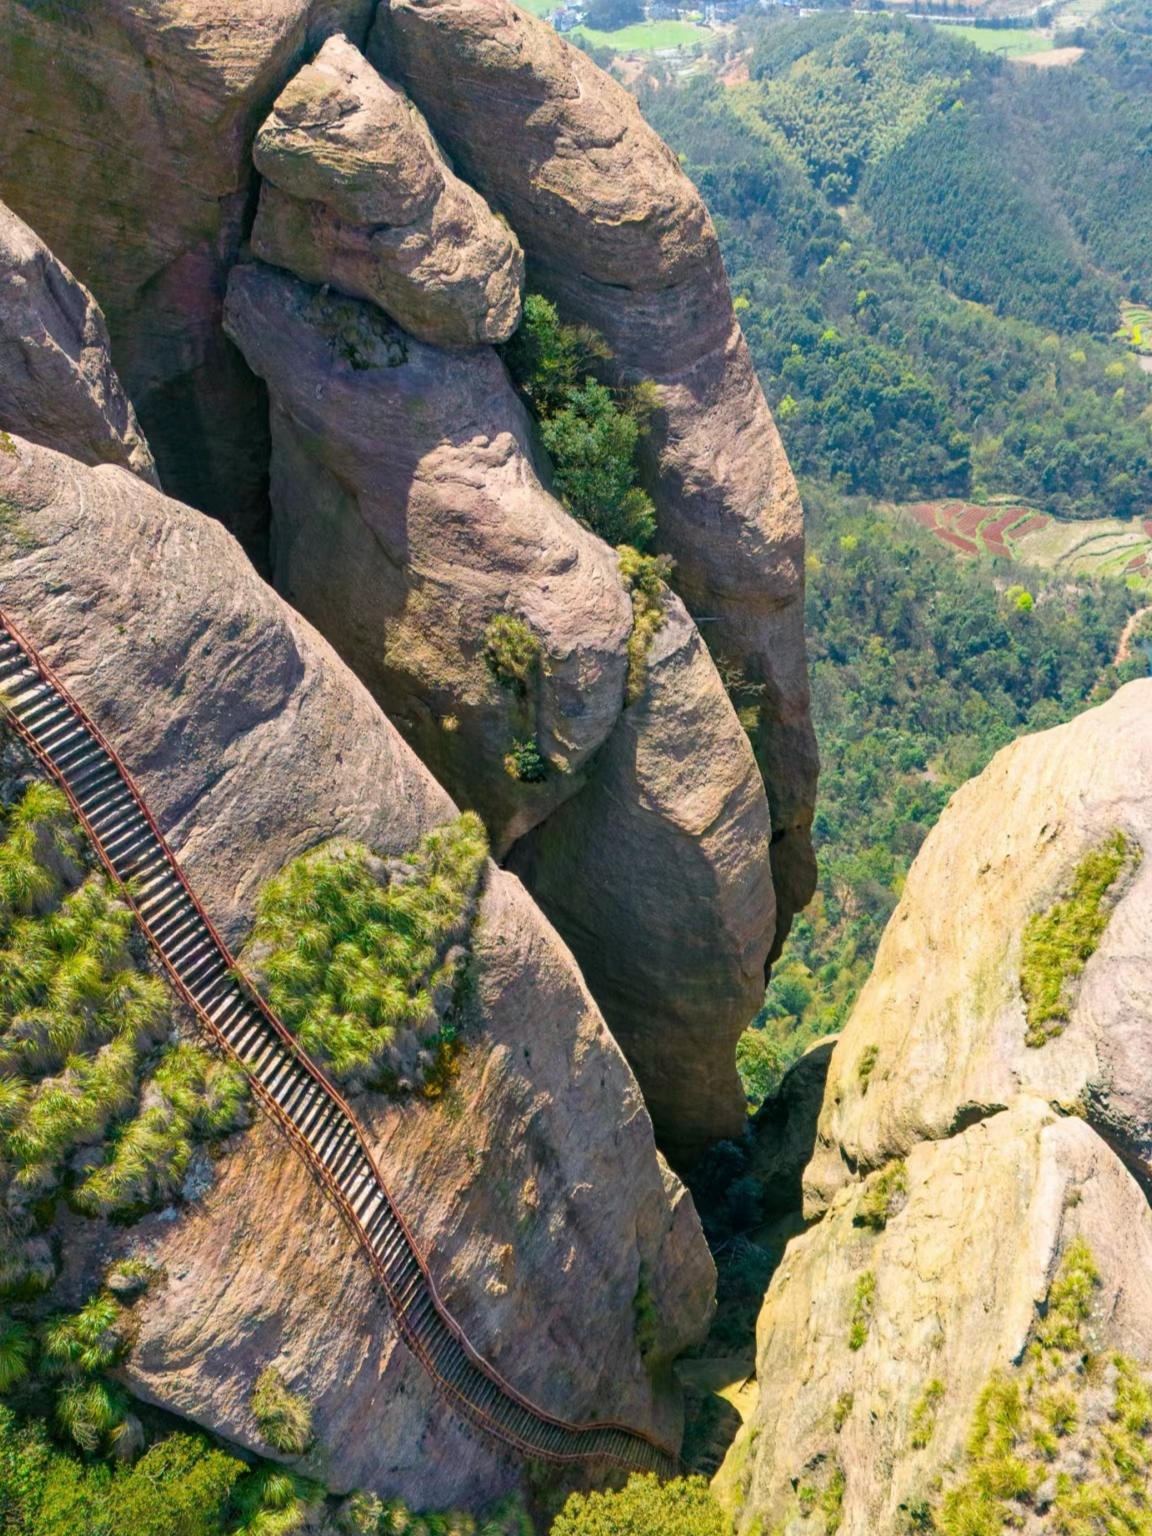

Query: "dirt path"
<box><xmin>1115</xmin><ymin>605</ymin><xmax>1152</xmax><ymax>665</ymax></box>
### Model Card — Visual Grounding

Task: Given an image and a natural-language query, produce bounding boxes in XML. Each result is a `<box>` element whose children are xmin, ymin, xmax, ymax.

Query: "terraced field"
<box><xmin>900</xmin><ymin>499</ymin><xmax>1152</xmax><ymax>586</ymax></box>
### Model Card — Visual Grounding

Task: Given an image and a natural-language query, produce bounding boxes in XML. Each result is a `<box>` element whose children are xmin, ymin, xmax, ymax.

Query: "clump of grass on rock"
<box><xmin>1021</xmin><ymin>831</ymin><xmax>1137</xmax><ymax>1048</ymax></box>
<box><xmin>251</xmin><ymin>1367</ymin><xmax>313</xmax><ymax>1457</ymax></box>
<box><xmin>0</xmin><ymin>777</ymin><xmax>247</xmax><ymax>1298</ymax></box>
<box><xmin>248</xmin><ymin>814</ymin><xmax>488</xmax><ymax>1086</ymax></box>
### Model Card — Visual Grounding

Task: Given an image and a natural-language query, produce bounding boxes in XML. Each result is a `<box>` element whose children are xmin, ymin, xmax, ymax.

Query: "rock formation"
<box><xmin>0</xmin><ymin>430</ymin><xmax>715</xmax><ymax>1504</ymax></box>
<box><xmin>0</xmin><ymin>0</ymin><xmax>378</xmax><ymax>557</ymax></box>
<box><xmin>224</xmin><ymin>258</ymin><xmax>774</xmax><ymax>1162</ymax></box>
<box><xmin>722</xmin><ymin>682</ymin><xmax>1152</xmax><ymax>1534</ymax></box>
<box><xmin>0</xmin><ymin>199</ymin><xmax>157</xmax><ymax>485</ymax></box>
<box><xmin>252</xmin><ymin>35</ymin><xmax>523</xmax><ymax>346</ymax></box>
<box><xmin>805</xmin><ymin>681</ymin><xmax>1152</xmax><ymax>1214</ymax></box>
<box><xmin>371</xmin><ymin>0</ymin><xmax>818</xmax><ymax>946</ymax></box>
<box><xmin>222</xmin><ymin>258</ymin><xmax>633</xmax><ymax>853</ymax></box>
<box><xmin>508</xmin><ymin>595</ymin><xmax>775</xmax><ymax>1158</ymax></box>
<box><xmin>719</xmin><ymin>1099</ymin><xmax>1152</xmax><ymax>1535</ymax></box>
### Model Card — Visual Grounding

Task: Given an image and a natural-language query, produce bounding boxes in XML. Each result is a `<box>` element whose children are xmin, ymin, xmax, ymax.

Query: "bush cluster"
<box><xmin>551</xmin><ymin>1473</ymin><xmax>728</xmax><ymax>1536</ymax></box>
<box><xmin>248</xmin><ymin>815</ymin><xmax>488</xmax><ymax>1083</ymax></box>
<box><xmin>1020</xmin><ymin>831</ymin><xmax>1135</xmax><ymax>1048</ymax></box>
<box><xmin>502</xmin><ymin>295</ymin><xmax>657</xmax><ymax>552</ymax></box>
<box><xmin>0</xmin><ymin>779</ymin><xmax>246</xmax><ymax>1296</ymax></box>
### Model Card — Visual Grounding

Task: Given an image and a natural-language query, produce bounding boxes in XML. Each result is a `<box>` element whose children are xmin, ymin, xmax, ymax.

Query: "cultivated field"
<box><xmin>898</xmin><ymin>499</ymin><xmax>1152</xmax><ymax>587</ymax></box>
<box><xmin>571</xmin><ymin>17</ymin><xmax>711</xmax><ymax>49</ymax></box>
<box><xmin>930</xmin><ymin>23</ymin><xmax>1053</xmax><ymax>55</ymax></box>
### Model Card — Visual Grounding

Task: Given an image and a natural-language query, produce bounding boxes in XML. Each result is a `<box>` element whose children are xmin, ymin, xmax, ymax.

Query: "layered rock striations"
<box><xmin>0</xmin><ymin>0</ymin><xmax>378</xmax><ymax>555</ymax></box>
<box><xmin>721</xmin><ymin>683</ymin><xmax>1152</xmax><ymax>1534</ymax></box>
<box><xmin>0</xmin><ymin>430</ymin><xmax>715</xmax><ymax>1503</ymax></box>
<box><xmin>0</xmin><ymin>199</ymin><xmax>158</xmax><ymax>485</ymax></box>
<box><xmin>371</xmin><ymin>0</ymin><xmax>818</xmax><ymax>943</ymax></box>
<box><xmin>252</xmin><ymin>35</ymin><xmax>523</xmax><ymax>346</ymax></box>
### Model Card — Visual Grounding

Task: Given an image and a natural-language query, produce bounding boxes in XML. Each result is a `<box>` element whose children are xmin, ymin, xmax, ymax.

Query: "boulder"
<box><xmin>0</xmin><ymin>0</ymin><xmax>377</xmax><ymax>559</ymax></box>
<box><xmin>805</xmin><ymin>682</ymin><xmax>1152</xmax><ymax>1216</ymax></box>
<box><xmin>718</xmin><ymin>1098</ymin><xmax>1152</xmax><ymax>1535</ymax></box>
<box><xmin>0</xmin><ymin>199</ymin><xmax>157</xmax><ymax>485</ymax></box>
<box><xmin>252</xmin><ymin>35</ymin><xmax>522</xmax><ymax>346</ymax></box>
<box><xmin>747</xmin><ymin>1035</ymin><xmax>837</xmax><ymax>1218</ymax></box>
<box><xmin>0</xmin><ymin>432</ymin><xmax>715</xmax><ymax>1504</ymax></box>
<box><xmin>222</xmin><ymin>260</ymin><xmax>632</xmax><ymax>854</ymax></box>
<box><xmin>507</xmin><ymin>595</ymin><xmax>775</xmax><ymax>1165</ymax></box>
<box><xmin>371</xmin><ymin>0</ymin><xmax>817</xmax><ymax>945</ymax></box>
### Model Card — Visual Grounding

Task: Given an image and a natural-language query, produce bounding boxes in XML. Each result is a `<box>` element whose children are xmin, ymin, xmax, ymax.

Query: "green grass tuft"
<box><xmin>484</xmin><ymin>615</ymin><xmax>541</xmax><ymax>694</ymax></box>
<box><xmin>910</xmin><ymin>1378</ymin><xmax>946</xmax><ymax>1449</ymax></box>
<box><xmin>854</xmin><ymin>1160</ymin><xmax>907</xmax><ymax>1232</ymax></box>
<box><xmin>250</xmin><ymin>1368</ymin><xmax>313</xmax><ymax>1457</ymax></box>
<box><xmin>248</xmin><ymin>815</ymin><xmax>487</xmax><ymax>1083</ymax></box>
<box><xmin>848</xmin><ymin>1271</ymin><xmax>876</xmax><ymax>1351</ymax></box>
<box><xmin>1021</xmin><ymin>832</ymin><xmax>1136</xmax><ymax>1047</ymax></box>
<box><xmin>618</xmin><ymin>546</ymin><xmax>674</xmax><ymax>705</ymax></box>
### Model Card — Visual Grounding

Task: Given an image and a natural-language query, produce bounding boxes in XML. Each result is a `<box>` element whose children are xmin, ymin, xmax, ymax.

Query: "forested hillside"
<box><xmin>639</xmin><ymin>8</ymin><xmax>1152</xmax><ymax>1100</ymax></box>
<box><xmin>639</xmin><ymin>11</ymin><xmax>1152</xmax><ymax>517</ymax></box>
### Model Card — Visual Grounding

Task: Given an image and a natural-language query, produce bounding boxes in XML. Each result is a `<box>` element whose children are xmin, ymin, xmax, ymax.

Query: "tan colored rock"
<box><xmin>0</xmin><ymin>200</ymin><xmax>157</xmax><ymax>485</ymax></box>
<box><xmin>0</xmin><ymin>432</ymin><xmax>715</xmax><ymax>1503</ymax></box>
<box><xmin>718</xmin><ymin>1098</ymin><xmax>1152</xmax><ymax>1536</ymax></box>
<box><xmin>252</xmin><ymin>36</ymin><xmax>522</xmax><ymax>346</ymax></box>
<box><xmin>0</xmin><ymin>0</ymin><xmax>376</xmax><ymax>557</ymax></box>
<box><xmin>222</xmin><ymin>260</ymin><xmax>632</xmax><ymax>854</ymax></box>
<box><xmin>371</xmin><ymin>0</ymin><xmax>817</xmax><ymax>943</ymax></box>
<box><xmin>507</xmin><ymin>595</ymin><xmax>775</xmax><ymax>1165</ymax></box>
<box><xmin>805</xmin><ymin>682</ymin><xmax>1152</xmax><ymax>1217</ymax></box>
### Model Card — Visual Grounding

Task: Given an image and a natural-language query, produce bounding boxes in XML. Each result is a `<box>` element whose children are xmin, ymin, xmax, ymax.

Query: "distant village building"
<box><xmin>550</xmin><ymin>5</ymin><xmax>583</xmax><ymax>28</ymax></box>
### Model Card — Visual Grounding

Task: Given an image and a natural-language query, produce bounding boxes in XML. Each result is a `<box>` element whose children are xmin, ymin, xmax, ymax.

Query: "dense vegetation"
<box><xmin>247</xmin><ymin>815</ymin><xmax>488</xmax><ymax>1086</ymax></box>
<box><xmin>738</xmin><ymin>490</ymin><xmax>1143</xmax><ymax>1099</ymax></box>
<box><xmin>551</xmin><ymin>1474</ymin><xmax>728</xmax><ymax>1536</ymax></box>
<box><xmin>638</xmin><ymin>14</ymin><xmax>1152</xmax><ymax>516</ymax></box>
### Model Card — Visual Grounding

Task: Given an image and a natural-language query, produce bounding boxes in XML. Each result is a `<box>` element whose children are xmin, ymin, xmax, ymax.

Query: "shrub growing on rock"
<box><xmin>503</xmin><ymin>294</ymin><xmax>658</xmax><ymax>552</ymax></box>
<box><xmin>617</xmin><ymin>546</ymin><xmax>673</xmax><ymax>704</ymax></box>
<box><xmin>484</xmin><ymin>615</ymin><xmax>541</xmax><ymax>693</ymax></box>
<box><xmin>248</xmin><ymin>815</ymin><xmax>488</xmax><ymax>1083</ymax></box>
<box><xmin>1020</xmin><ymin>830</ymin><xmax>1136</xmax><ymax>1048</ymax></box>
<box><xmin>251</xmin><ymin>1367</ymin><xmax>313</xmax><ymax>1456</ymax></box>
<box><xmin>551</xmin><ymin>1473</ymin><xmax>729</xmax><ymax>1536</ymax></box>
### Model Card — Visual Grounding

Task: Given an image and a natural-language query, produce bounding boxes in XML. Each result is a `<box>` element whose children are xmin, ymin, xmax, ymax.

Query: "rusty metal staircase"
<box><xmin>0</xmin><ymin>606</ymin><xmax>676</xmax><ymax>1476</ymax></box>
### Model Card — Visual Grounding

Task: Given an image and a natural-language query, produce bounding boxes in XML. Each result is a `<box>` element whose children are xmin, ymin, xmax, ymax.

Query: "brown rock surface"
<box><xmin>371</xmin><ymin>0</ymin><xmax>817</xmax><ymax>943</ymax></box>
<box><xmin>0</xmin><ymin>432</ymin><xmax>715</xmax><ymax>1502</ymax></box>
<box><xmin>252</xmin><ymin>36</ymin><xmax>523</xmax><ymax>346</ymax></box>
<box><xmin>507</xmin><ymin>595</ymin><xmax>775</xmax><ymax>1165</ymax></box>
<box><xmin>222</xmin><ymin>259</ymin><xmax>632</xmax><ymax>854</ymax></box>
<box><xmin>717</xmin><ymin>1098</ymin><xmax>1152</xmax><ymax>1536</ymax></box>
<box><xmin>0</xmin><ymin>200</ymin><xmax>157</xmax><ymax>485</ymax></box>
<box><xmin>747</xmin><ymin>1035</ymin><xmax>837</xmax><ymax>1218</ymax></box>
<box><xmin>804</xmin><ymin>682</ymin><xmax>1152</xmax><ymax>1217</ymax></box>
<box><xmin>0</xmin><ymin>0</ymin><xmax>376</xmax><ymax>557</ymax></box>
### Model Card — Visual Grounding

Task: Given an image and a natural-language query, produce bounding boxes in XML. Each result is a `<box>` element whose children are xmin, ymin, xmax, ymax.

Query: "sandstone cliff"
<box><xmin>224</xmin><ymin>255</ymin><xmax>774</xmax><ymax>1162</ymax></box>
<box><xmin>0</xmin><ymin>199</ymin><xmax>157</xmax><ymax>486</ymax></box>
<box><xmin>0</xmin><ymin>0</ymin><xmax>377</xmax><ymax>555</ymax></box>
<box><xmin>0</xmin><ymin>430</ymin><xmax>715</xmax><ymax>1505</ymax></box>
<box><xmin>721</xmin><ymin>683</ymin><xmax>1152</xmax><ymax>1535</ymax></box>
<box><xmin>371</xmin><ymin>0</ymin><xmax>818</xmax><ymax>942</ymax></box>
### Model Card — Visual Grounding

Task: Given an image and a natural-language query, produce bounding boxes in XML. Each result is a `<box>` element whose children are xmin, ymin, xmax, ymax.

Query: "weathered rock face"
<box><xmin>371</xmin><ymin>0</ymin><xmax>818</xmax><ymax>947</ymax></box>
<box><xmin>252</xmin><ymin>35</ymin><xmax>523</xmax><ymax>346</ymax></box>
<box><xmin>747</xmin><ymin>1035</ymin><xmax>836</xmax><ymax>1218</ymax></box>
<box><xmin>805</xmin><ymin>682</ymin><xmax>1152</xmax><ymax>1216</ymax></box>
<box><xmin>222</xmin><ymin>259</ymin><xmax>632</xmax><ymax>854</ymax></box>
<box><xmin>0</xmin><ymin>432</ymin><xmax>715</xmax><ymax>1504</ymax></box>
<box><xmin>224</xmin><ymin>261</ymin><xmax>777</xmax><ymax>1161</ymax></box>
<box><xmin>0</xmin><ymin>200</ymin><xmax>157</xmax><ymax>485</ymax></box>
<box><xmin>0</xmin><ymin>0</ymin><xmax>376</xmax><ymax>558</ymax></box>
<box><xmin>718</xmin><ymin>1098</ymin><xmax>1152</xmax><ymax>1536</ymax></box>
<box><xmin>508</xmin><ymin>596</ymin><xmax>775</xmax><ymax>1163</ymax></box>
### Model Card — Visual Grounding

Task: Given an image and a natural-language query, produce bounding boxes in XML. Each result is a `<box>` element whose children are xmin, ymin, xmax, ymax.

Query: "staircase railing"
<box><xmin>0</xmin><ymin>603</ymin><xmax>677</xmax><ymax>1476</ymax></box>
